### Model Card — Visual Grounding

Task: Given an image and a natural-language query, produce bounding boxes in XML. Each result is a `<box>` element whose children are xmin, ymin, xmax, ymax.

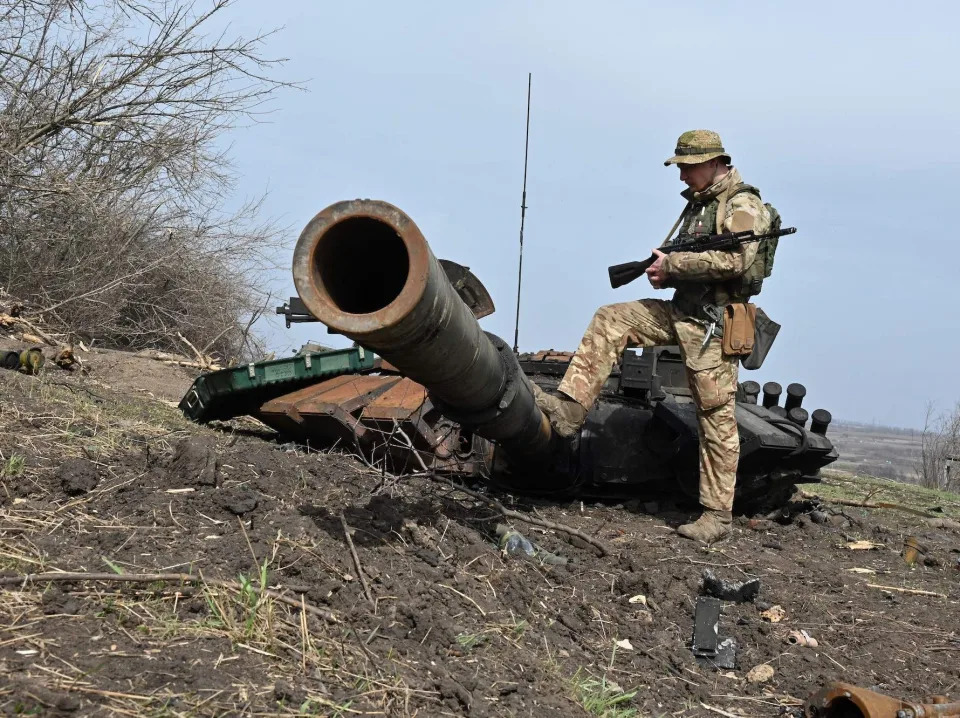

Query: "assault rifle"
<box><xmin>607</xmin><ymin>226</ymin><xmax>797</xmax><ymax>289</ymax></box>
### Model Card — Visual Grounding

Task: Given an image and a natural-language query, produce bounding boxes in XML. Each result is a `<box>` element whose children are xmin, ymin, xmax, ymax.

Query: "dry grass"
<box><xmin>3</xmin><ymin>363</ymin><xmax>959</xmax><ymax>716</ymax></box>
<box><xmin>0</xmin><ymin>372</ymin><xmax>428</xmax><ymax>716</ymax></box>
<box><xmin>801</xmin><ymin>468</ymin><xmax>960</xmax><ymax>520</ymax></box>
<box><xmin>0</xmin><ymin>515</ymin><xmax>425</xmax><ymax>716</ymax></box>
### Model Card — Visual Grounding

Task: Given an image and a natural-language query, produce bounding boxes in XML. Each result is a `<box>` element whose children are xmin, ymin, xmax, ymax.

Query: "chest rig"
<box><xmin>663</xmin><ymin>182</ymin><xmax>761</xmax><ymax>334</ymax></box>
<box><xmin>669</xmin><ymin>182</ymin><xmax>760</xmax><ymax>246</ymax></box>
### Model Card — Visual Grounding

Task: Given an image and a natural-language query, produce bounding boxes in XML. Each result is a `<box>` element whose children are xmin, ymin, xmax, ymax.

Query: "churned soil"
<box><xmin>0</xmin><ymin>350</ymin><xmax>958</xmax><ymax>717</ymax></box>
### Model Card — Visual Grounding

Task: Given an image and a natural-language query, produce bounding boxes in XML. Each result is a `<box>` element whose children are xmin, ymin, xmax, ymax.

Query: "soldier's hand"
<box><xmin>645</xmin><ymin>249</ymin><xmax>668</xmax><ymax>288</ymax></box>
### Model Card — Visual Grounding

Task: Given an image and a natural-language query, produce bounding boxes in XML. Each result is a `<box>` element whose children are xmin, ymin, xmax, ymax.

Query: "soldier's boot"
<box><xmin>677</xmin><ymin>509</ymin><xmax>732</xmax><ymax>544</ymax></box>
<box><xmin>530</xmin><ymin>383</ymin><xmax>588</xmax><ymax>438</ymax></box>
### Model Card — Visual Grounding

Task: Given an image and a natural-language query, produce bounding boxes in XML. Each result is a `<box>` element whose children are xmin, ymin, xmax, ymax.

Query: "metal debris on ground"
<box><xmin>691</xmin><ymin>596</ymin><xmax>737</xmax><ymax>670</ymax></box>
<box><xmin>496</xmin><ymin>525</ymin><xmax>568</xmax><ymax>566</ymax></box>
<box><xmin>805</xmin><ymin>681</ymin><xmax>960</xmax><ymax>718</ymax></box>
<box><xmin>700</xmin><ymin>568</ymin><xmax>761</xmax><ymax>603</ymax></box>
<box><xmin>902</xmin><ymin>536</ymin><xmax>928</xmax><ymax>566</ymax></box>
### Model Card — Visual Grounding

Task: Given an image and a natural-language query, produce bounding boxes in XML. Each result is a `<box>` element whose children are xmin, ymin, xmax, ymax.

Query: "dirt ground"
<box><xmin>1</xmin><ymin>347</ymin><xmax>959</xmax><ymax>717</ymax></box>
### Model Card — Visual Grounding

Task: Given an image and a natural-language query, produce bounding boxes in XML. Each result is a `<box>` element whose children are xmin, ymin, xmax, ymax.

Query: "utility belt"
<box><xmin>673</xmin><ymin>297</ymin><xmax>780</xmax><ymax>370</ymax></box>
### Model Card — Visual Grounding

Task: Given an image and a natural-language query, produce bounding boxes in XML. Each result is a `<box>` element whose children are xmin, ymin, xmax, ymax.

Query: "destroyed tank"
<box><xmin>181</xmin><ymin>199</ymin><xmax>837</xmax><ymax>510</ymax></box>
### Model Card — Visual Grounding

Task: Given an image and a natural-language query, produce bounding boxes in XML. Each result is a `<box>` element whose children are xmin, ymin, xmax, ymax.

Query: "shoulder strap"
<box><xmin>732</xmin><ymin>183</ymin><xmax>761</xmax><ymax>199</ymax></box>
<box><xmin>661</xmin><ymin>201</ymin><xmax>691</xmax><ymax>247</ymax></box>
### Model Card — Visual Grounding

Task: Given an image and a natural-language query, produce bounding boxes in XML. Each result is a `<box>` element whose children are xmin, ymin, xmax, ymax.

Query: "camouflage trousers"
<box><xmin>557</xmin><ymin>299</ymin><xmax>740</xmax><ymax>512</ymax></box>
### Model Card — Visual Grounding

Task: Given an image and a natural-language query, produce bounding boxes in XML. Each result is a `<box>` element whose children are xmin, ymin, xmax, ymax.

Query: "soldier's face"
<box><xmin>678</xmin><ymin>160</ymin><xmax>720</xmax><ymax>192</ymax></box>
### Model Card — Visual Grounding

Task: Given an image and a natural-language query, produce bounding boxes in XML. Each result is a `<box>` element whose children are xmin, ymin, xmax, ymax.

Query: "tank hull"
<box><xmin>182</xmin><ymin>199</ymin><xmax>838</xmax><ymax>509</ymax></box>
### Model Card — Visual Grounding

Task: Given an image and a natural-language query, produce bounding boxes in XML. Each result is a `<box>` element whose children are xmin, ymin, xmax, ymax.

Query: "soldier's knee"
<box><xmin>595</xmin><ymin>303</ymin><xmax>629</xmax><ymax>323</ymax></box>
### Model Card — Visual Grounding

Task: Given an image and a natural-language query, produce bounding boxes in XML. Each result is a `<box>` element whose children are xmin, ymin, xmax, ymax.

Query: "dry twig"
<box><xmin>339</xmin><ymin>513</ymin><xmax>374</xmax><ymax>609</ymax></box>
<box><xmin>866</xmin><ymin>583</ymin><xmax>948</xmax><ymax>598</ymax></box>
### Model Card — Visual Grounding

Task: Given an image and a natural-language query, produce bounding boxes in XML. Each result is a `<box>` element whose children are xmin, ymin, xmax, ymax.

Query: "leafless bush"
<box><xmin>0</xmin><ymin>0</ymin><xmax>296</xmax><ymax>360</ymax></box>
<box><xmin>917</xmin><ymin>401</ymin><xmax>960</xmax><ymax>491</ymax></box>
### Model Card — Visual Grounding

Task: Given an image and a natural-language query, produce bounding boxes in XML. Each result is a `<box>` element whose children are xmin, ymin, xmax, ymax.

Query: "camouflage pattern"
<box><xmin>664</xmin><ymin>129</ymin><xmax>730</xmax><ymax>166</ymax></box>
<box><xmin>663</xmin><ymin>168</ymin><xmax>772</xmax><ymax>312</ymax></box>
<box><xmin>552</xmin><ymin>149</ymin><xmax>773</xmax><ymax>513</ymax></box>
<box><xmin>557</xmin><ymin>300</ymin><xmax>740</xmax><ymax>511</ymax></box>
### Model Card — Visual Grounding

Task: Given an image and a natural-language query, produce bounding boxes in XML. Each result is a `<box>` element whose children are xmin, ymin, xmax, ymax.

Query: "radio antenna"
<box><xmin>512</xmin><ymin>73</ymin><xmax>532</xmax><ymax>354</ymax></box>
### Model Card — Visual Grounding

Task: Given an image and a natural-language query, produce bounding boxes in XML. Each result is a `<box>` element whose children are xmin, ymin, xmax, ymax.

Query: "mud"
<box><xmin>0</xmin><ymin>360</ymin><xmax>959</xmax><ymax>716</ymax></box>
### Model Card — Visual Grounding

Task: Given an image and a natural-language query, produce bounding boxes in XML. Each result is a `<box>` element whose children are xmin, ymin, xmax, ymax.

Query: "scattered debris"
<box><xmin>496</xmin><ymin>525</ymin><xmax>568</xmax><ymax>566</ymax></box>
<box><xmin>846</xmin><ymin>540</ymin><xmax>883</xmax><ymax>550</ymax></box>
<box><xmin>805</xmin><ymin>681</ymin><xmax>960</xmax><ymax>718</ymax></box>
<box><xmin>54</xmin><ymin>345</ymin><xmax>80</xmax><ymax>371</ymax></box>
<box><xmin>691</xmin><ymin>596</ymin><xmax>737</xmax><ymax>670</ymax></box>
<box><xmin>866</xmin><ymin>583</ymin><xmax>947</xmax><ymax>599</ymax></box>
<box><xmin>18</xmin><ymin>347</ymin><xmax>44</xmax><ymax>375</ymax></box>
<box><xmin>902</xmin><ymin>535</ymin><xmax>928</xmax><ymax>566</ymax></box>
<box><xmin>700</xmin><ymin>569</ymin><xmax>761</xmax><ymax>603</ymax></box>
<box><xmin>785</xmin><ymin>630</ymin><xmax>819</xmax><ymax>648</ymax></box>
<box><xmin>760</xmin><ymin>605</ymin><xmax>786</xmax><ymax>623</ymax></box>
<box><xmin>846</xmin><ymin>567</ymin><xmax>877</xmax><ymax>574</ymax></box>
<box><xmin>615</xmin><ymin>638</ymin><xmax>634</xmax><ymax>651</ymax></box>
<box><xmin>745</xmin><ymin>664</ymin><xmax>775</xmax><ymax>684</ymax></box>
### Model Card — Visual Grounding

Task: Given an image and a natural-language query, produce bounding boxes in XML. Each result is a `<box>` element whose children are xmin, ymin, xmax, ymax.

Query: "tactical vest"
<box><xmin>667</xmin><ymin>182</ymin><xmax>779</xmax><ymax>313</ymax></box>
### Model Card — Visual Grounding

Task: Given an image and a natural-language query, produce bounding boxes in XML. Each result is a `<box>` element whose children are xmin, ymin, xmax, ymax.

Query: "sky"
<box><xmin>213</xmin><ymin>1</ymin><xmax>960</xmax><ymax>429</ymax></box>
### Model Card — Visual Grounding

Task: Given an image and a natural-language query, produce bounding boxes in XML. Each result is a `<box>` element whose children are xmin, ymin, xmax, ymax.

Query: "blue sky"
<box><xmin>216</xmin><ymin>1</ymin><xmax>960</xmax><ymax>429</ymax></box>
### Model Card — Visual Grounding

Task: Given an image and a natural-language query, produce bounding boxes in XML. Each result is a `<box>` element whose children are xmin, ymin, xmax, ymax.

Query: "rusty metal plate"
<box><xmin>293</xmin><ymin>375</ymin><xmax>400</xmax><ymax>414</ymax></box>
<box><xmin>362</xmin><ymin>378</ymin><xmax>428</xmax><ymax>420</ymax></box>
<box><xmin>259</xmin><ymin>374</ymin><xmax>357</xmax><ymax>416</ymax></box>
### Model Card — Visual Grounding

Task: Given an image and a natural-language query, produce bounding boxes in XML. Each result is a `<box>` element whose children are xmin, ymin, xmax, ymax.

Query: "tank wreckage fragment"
<box><xmin>180</xmin><ymin>199</ymin><xmax>837</xmax><ymax>508</ymax></box>
<box><xmin>805</xmin><ymin>681</ymin><xmax>960</xmax><ymax>718</ymax></box>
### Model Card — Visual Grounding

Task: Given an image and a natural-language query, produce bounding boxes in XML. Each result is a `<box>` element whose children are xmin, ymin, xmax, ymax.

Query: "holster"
<box><xmin>741</xmin><ymin>307</ymin><xmax>780</xmax><ymax>370</ymax></box>
<box><xmin>722</xmin><ymin>303</ymin><xmax>756</xmax><ymax>356</ymax></box>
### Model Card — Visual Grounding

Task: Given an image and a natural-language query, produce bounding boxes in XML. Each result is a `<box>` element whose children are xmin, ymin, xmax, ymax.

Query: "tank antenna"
<box><xmin>512</xmin><ymin>72</ymin><xmax>532</xmax><ymax>354</ymax></box>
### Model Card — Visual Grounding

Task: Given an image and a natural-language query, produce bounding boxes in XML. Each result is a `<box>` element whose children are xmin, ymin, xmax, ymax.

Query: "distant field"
<box><xmin>828</xmin><ymin>421</ymin><xmax>922</xmax><ymax>483</ymax></box>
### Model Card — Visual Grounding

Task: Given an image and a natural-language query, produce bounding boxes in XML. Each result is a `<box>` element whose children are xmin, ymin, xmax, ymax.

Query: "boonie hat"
<box><xmin>664</xmin><ymin>129</ymin><xmax>731</xmax><ymax>166</ymax></box>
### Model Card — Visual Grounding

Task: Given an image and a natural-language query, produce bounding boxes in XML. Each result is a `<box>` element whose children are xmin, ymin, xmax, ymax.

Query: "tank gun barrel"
<box><xmin>292</xmin><ymin>199</ymin><xmax>554</xmax><ymax>461</ymax></box>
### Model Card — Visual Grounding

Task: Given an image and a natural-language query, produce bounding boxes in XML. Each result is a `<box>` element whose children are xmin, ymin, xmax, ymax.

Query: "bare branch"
<box><xmin>0</xmin><ymin>0</ymin><xmax>298</xmax><ymax>361</ymax></box>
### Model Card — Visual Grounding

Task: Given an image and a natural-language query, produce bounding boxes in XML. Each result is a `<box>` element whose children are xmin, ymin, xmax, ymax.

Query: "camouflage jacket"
<box><xmin>660</xmin><ymin>168</ymin><xmax>771</xmax><ymax>315</ymax></box>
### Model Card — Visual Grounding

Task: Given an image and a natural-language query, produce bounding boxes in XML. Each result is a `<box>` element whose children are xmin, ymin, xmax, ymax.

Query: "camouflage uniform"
<box><xmin>556</xmin><ymin>131</ymin><xmax>771</xmax><ymax>514</ymax></box>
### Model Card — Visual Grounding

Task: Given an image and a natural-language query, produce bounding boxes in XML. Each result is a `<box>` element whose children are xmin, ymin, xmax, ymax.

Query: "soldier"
<box><xmin>534</xmin><ymin>130</ymin><xmax>773</xmax><ymax>544</ymax></box>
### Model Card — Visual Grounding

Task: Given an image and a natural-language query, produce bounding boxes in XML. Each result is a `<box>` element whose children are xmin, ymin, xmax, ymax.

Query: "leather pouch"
<box><xmin>722</xmin><ymin>303</ymin><xmax>756</xmax><ymax>356</ymax></box>
<box><xmin>741</xmin><ymin>307</ymin><xmax>780</xmax><ymax>370</ymax></box>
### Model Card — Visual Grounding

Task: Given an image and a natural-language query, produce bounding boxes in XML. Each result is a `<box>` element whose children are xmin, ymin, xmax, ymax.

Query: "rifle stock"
<box><xmin>608</xmin><ymin>257</ymin><xmax>656</xmax><ymax>289</ymax></box>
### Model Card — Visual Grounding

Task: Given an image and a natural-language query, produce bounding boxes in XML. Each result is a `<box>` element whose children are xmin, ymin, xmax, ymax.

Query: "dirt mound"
<box><xmin>1</xmin><ymin>361</ymin><xmax>959</xmax><ymax>716</ymax></box>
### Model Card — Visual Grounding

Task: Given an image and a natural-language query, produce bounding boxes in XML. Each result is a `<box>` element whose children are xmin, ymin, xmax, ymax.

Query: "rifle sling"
<box><xmin>662</xmin><ymin>201</ymin><xmax>691</xmax><ymax>247</ymax></box>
